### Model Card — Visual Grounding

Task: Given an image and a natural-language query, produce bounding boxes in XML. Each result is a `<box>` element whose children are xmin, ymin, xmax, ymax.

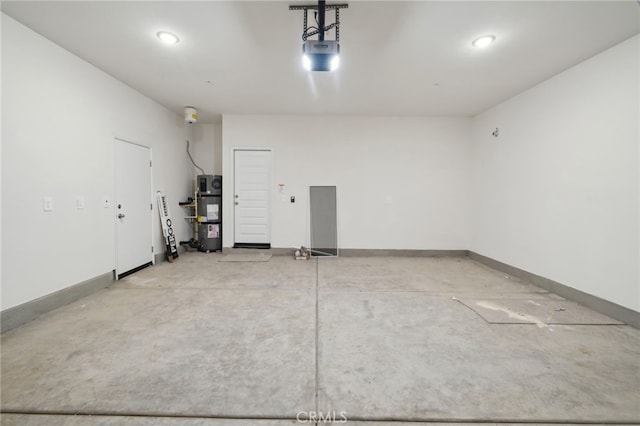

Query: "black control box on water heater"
<box><xmin>198</xmin><ymin>175</ymin><xmax>222</xmax><ymax>195</ymax></box>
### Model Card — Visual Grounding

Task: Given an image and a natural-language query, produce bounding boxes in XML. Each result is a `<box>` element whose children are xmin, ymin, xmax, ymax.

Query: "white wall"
<box><xmin>222</xmin><ymin>115</ymin><xmax>470</xmax><ymax>250</ymax></box>
<box><xmin>214</xmin><ymin>122</ymin><xmax>223</xmax><ymax>176</ymax></box>
<box><xmin>1</xmin><ymin>14</ymin><xmax>193</xmax><ymax>310</ymax></box>
<box><xmin>470</xmin><ymin>35</ymin><xmax>639</xmax><ymax>311</ymax></box>
<box><xmin>188</xmin><ymin>123</ymin><xmax>217</xmax><ymax>178</ymax></box>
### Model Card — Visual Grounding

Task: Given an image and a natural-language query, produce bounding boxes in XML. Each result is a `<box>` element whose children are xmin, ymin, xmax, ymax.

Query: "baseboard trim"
<box><xmin>468</xmin><ymin>251</ymin><xmax>640</xmax><ymax>329</ymax></box>
<box><xmin>339</xmin><ymin>249</ymin><xmax>468</xmax><ymax>257</ymax></box>
<box><xmin>1</xmin><ymin>271</ymin><xmax>114</xmax><ymax>334</ymax></box>
<box><xmin>221</xmin><ymin>248</ymin><xmax>469</xmax><ymax>257</ymax></box>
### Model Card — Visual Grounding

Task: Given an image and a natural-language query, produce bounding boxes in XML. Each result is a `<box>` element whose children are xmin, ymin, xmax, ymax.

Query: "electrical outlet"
<box><xmin>43</xmin><ymin>196</ymin><xmax>53</xmax><ymax>212</ymax></box>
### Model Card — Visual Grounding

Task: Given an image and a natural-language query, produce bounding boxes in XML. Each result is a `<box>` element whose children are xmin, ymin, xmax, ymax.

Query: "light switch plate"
<box><xmin>43</xmin><ymin>196</ymin><xmax>53</xmax><ymax>212</ymax></box>
<box><xmin>76</xmin><ymin>196</ymin><xmax>85</xmax><ymax>210</ymax></box>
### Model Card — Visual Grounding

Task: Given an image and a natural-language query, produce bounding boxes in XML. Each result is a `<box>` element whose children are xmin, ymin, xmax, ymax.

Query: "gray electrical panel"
<box><xmin>310</xmin><ymin>186</ymin><xmax>337</xmax><ymax>256</ymax></box>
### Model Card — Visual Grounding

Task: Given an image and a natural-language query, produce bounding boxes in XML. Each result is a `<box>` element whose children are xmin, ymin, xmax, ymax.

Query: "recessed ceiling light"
<box><xmin>156</xmin><ymin>31</ymin><xmax>179</xmax><ymax>45</ymax></box>
<box><xmin>472</xmin><ymin>35</ymin><xmax>496</xmax><ymax>48</ymax></box>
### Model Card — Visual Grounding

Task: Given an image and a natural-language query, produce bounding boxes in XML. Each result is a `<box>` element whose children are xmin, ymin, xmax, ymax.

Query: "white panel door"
<box><xmin>234</xmin><ymin>149</ymin><xmax>271</xmax><ymax>245</ymax></box>
<box><xmin>115</xmin><ymin>139</ymin><xmax>153</xmax><ymax>278</ymax></box>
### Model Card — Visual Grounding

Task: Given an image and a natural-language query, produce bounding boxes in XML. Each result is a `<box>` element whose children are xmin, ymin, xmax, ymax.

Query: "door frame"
<box><xmin>114</xmin><ymin>137</ymin><xmax>154</xmax><ymax>279</ymax></box>
<box><xmin>232</xmin><ymin>148</ymin><xmax>272</xmax><ymax>247</ymax></box>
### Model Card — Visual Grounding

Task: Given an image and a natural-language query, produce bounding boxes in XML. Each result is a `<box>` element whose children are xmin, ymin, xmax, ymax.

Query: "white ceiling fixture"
<box><xmin>472</xmin><ymin>34</ymin><xmax>496</xmax><ymax>48</ymax></box>
<box><xmin>156</xmin><ymin>31</ymin><xmax>179</xmax><ymax>45</ymax></box>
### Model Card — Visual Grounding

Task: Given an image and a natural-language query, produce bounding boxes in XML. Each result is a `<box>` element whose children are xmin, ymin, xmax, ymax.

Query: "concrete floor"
<box><xmin>1</xmin><ymin>253</ymin><xmax>639</xmax><ymax>425</ymax></box>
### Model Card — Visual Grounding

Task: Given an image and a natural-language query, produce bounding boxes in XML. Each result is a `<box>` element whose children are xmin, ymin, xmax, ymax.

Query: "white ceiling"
<box><xmin>2</xmin><ymin>1</ymin><xmax>639</xmax><ymax>123</ymax></box>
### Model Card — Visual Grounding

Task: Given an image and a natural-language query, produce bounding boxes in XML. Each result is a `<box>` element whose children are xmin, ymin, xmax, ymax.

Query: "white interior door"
<box><xmin>115</xmin><ymin>139</ymin><xmax>153</xmax><ymax>278</ymax></box>
<box><xmin>234</xmin><ymin>149</ymin><xmax>271</xmax><ymax>246</ymax></box>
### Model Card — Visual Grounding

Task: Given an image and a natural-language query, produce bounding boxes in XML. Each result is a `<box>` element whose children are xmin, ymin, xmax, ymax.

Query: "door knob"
<box><xmin>117</xmin><ymin>213</ymin><xmax>126</xmax><ymax>219</ymax></box>
<box><xmin>235</xmin><ymin>202</ymin><xmax>239</xmax><ymax>205</ymax></box>
<box><xmin>235</xmin><ymin>195</ymin><xmax>239</xmax><ymax>198</ymax></box>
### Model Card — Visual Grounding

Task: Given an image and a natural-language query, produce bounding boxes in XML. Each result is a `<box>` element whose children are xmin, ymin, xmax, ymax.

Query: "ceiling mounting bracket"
<box><xmin>289</xmin><ymin>3</ymin><xmax>348</xmax><ymax>41</ymax></box>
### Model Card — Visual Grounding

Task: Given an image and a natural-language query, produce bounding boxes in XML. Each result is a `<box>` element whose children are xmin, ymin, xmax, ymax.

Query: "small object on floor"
<box><xmin>179</xmin><ymin>238</ymin><xmax>202</xmax><ymax>251</ymax></box>
<box><xmin>294</xmin><ymin>246</ymin><xmax>310</xmax><ymax>260</ymax></box>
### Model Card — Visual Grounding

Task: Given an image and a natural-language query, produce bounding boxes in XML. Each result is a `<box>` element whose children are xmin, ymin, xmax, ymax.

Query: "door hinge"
<box><xmin>152</xmin><ymin>246</ymin><xmax>154</xmax><ymax>253</ymax></box>
<box><xmin>150</xmin><ymin>160</ymin><xmax>152</xmax><ymax>167</ymax></box>
<box><xmin>150</xmin><ymin>203</ymin><xmax>153</xmax><ymax>210</ymax></box>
